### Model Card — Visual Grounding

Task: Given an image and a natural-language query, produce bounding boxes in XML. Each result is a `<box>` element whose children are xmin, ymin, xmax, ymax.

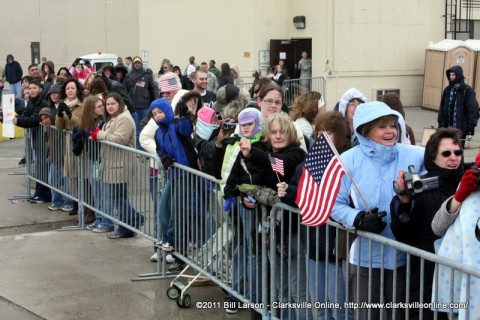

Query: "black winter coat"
<box><xmin>438</xmin><ymin>65</ymin><xmax>479</xmax><ymax>135</ymax></box>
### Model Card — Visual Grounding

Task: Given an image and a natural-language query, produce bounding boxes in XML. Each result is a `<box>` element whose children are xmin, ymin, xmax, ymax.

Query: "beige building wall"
<box><xmin>0</xmin><ymin>0</ymin><xmax>445</xmax><ymax>107</ymax></box>
<box><xmin>0</xmin><ymin>0</ymin><xmax>138</xmax><ymax>69</ymax></box>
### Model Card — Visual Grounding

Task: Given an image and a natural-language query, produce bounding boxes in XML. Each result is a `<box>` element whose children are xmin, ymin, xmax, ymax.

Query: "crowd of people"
<box><xmin>2</xmin><ymin>51</ymin><xmax>480</xmax><ymax>319</ymax></box>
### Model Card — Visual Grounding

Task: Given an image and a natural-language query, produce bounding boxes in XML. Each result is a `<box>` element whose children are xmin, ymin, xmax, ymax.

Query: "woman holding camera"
<box><xmin>391</xmin><ymin>127</ymin><xmax>465</xmax><ymax>320</ymax></box>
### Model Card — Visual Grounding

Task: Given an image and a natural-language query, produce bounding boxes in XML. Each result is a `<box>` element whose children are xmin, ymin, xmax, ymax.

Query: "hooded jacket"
<box><xmin>150</xmin><ymin>98</ymin><xmax>198</xmax><ymax>177</ymax></box>
<box><xmin>124</xmin><ymin>66</ymin><xmax>159</xmax><ymax>109</ymax></box>
<box><xmin>4</xmin><ymin>54</ymin><xmax>23</xmax><ymax>83</ymax></box>
<box><xmin>338</xmin><ymin>87</ymin><xmax>368</xmax><ymax>117</ymax></box>
<box><xmin>331</xmin><ymin>101</ymin><xmax>425</xmax><ymax>269</ymax></box>
<box><xmin>438</xmin><ymin>65</ymin><xmax>479</xmax><ymax>135</ymax></box>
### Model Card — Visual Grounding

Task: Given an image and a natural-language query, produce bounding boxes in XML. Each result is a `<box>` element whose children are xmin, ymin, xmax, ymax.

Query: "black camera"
<box><xmin>393</xmin><ymin>165</ymin><xmax>439</xmax><ymax>197</ymax></box>
<box><xmin>393</xmin><ymin>165</ymin><xmax>439</xmax><ymax>223</ymax></box>
<box><xmin>222</xmin><ymin>119</ymin><xmax>238</xmax><ymax>131</ymax></box>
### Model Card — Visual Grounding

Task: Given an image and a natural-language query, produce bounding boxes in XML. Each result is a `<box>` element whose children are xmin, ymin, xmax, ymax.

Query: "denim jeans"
<box><xmin>8</xmin><ymin>81</ymin><xmax>22</xmax><ymax>99</ymax></box>
<box><xmin>308</xmin><ymin>259</ymin><xmax>350</xmax><ymax>320</ymax></box>
<box><xmin>271</xmin><ymin>234</ymin><xmax>311</xmax><ymax>320</ymax></box>
<box><xmin>104</xmin><ymin>182</ymin><xmax>141</xmax><ymax>236</ymax></box>
<box><xmin>131</xmin><ymin>108</ymin><xmax>149</xmax><ymax>151</ymax></box>
<box><xmin>149</xmin><ymin>173</ymin><xmax>161</xmax><ymax>244</ymax></box>
<box><xmin>89</xmin><ymin>159</ymin><xmax>112</xmax><ymax>228</ymax></box>
<box><xmin>229</xmin><ymin>205</ymin><xmax>262</xmax><ymax>303</ymax></box>
<box><xmin>48</xmin><ymin>163</ymin><xmax>73</xmax><ymax>207</ymax></box>
<box><xmin>159</xmin><ymin>175</ymin><xmax>189</xmax><ymax>246</ymax></box>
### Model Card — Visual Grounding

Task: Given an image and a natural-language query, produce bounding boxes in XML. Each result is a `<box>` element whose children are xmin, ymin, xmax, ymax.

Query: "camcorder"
<box><xmin>393</xmin><ymin>165</ymin><xmax>439</xmax><ymax>196</ymax></box>
<box><xmin>222</xmin><ymin>119</ymin><xmax>238</xmax><ymax>131</ymax></box>
<box><xmin>393</xmin><ymin>165</ymin><xmax>439</xmax><ymax>223</ymax></box>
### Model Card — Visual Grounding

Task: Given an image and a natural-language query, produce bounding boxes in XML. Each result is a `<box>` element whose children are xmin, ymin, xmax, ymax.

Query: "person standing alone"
<box><xmin>5</xmin><ymin>54</ymin><xmax>23</xmax><ymax>99</ymax></box>
<box><xmin>438</xmin><ymin>65</ymin><xmax>479</xmax><ymax>147</ymax></box>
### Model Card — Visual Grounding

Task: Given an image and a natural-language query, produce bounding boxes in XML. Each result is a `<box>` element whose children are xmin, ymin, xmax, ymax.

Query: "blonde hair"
<box><xmin>264</xmin><ymin>112</ymin><xmax>299</xmax><ymax>149</ymax></box>
<box><xmin>360</xmin><ymin>116</ymin><xmax>396</xmax><ymax>137</ymax></box>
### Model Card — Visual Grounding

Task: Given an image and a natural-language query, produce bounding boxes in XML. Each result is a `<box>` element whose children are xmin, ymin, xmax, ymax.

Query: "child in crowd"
<box><xmin>221</xmin><ymin>108</ymin><xmax>267</xmax><ymax>211</ymax></box>
<box><xmin>151</xmin><ymin>97</ymin><xmax>198</xmax><ymax>272</ymax></box>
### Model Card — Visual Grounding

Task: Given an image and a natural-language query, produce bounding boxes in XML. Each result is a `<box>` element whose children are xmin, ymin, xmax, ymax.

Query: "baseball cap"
<box><xmin>133</xmin><ymin>57</ymin><xmax>142</xmax><ymax>64</ymax></box>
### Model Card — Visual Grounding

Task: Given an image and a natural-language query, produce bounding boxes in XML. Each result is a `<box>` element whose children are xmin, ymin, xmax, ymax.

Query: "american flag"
<box><xmin>160</xmin><ymin>77</ymin><xmax>178</xmax><ymax>92</ymax></box>
<box><xmin>295</xmin><ymin>133</ymin><xmax>346</xmax><ymax>226</ymax></box>
<box><xmin>269</xmin><ymin>154</ymin><xmax>284</xmax><ymax>176</ymax></box>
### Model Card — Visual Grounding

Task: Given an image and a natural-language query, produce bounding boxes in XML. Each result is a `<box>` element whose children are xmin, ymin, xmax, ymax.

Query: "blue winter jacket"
<box><xmin>331</xmin><ymin>101</ymin><xmax>425</xmax><ymax>269</ymax></box>
<box><xmin>149</xmin><ymin>98</ymin><xmax>198</xmax><ymax>178</ymax></box>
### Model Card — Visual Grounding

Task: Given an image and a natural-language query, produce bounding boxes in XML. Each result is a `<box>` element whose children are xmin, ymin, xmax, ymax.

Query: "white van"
<box><xmin>73</xmin><ymin>52</ymin><xmax>118</xmax><ymax>71</ymax></box>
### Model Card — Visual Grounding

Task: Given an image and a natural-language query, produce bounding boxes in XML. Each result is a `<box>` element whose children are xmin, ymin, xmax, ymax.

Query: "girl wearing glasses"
<box><xmin>391</xmin><ymin>127</ymin><xmax>465</xmax><ymax>320</ymax></box>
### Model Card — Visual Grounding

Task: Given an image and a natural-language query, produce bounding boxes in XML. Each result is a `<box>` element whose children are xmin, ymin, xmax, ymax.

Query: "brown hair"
<box><xmin>290</xmin><ymin>91</ymin><xmax>322</xmax><ymax>123</ymax></box>
<box><xmin>314</xmin><ymin>111</ymin><xmax>351</xmax><ymax>153</ymax></box>
<box><xmin>380</xmin><ymin>92</ymin><xmax>405</xmax><ymax>118</ymax></box>
<box><xmin>257</xmin><ymin>82</ymin><xmax>284</xmax><ymax>101</ymax></box>
<box><xmin>105</xmin><ymin>92</ymin><xmax>125</xmax><ymax>121</ymax></box>
<box><xmin>360</xmin><ymin>116</ymin><xmax>397</xmax><ymax>138</ymax></box>
<box><xmin>426</xmin><ymin>127</ymin><xmax>463</xmax><ymax>161</ymax></box>
<box><xmin>79</xmin><ymin>96</ymin><xmax>104</xmax><ymax>130</ymax></box>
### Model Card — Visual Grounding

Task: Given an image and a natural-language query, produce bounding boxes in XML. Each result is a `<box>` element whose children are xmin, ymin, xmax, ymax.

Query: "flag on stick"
<box><xmin>295</xmin><ymin>132</ymin><xmax>346</xmax><ymax>226</ymax></box>
<box><xmin>269</xmin><ymin>154</ymin><xmax>284</xmax><ymax>176</ymax></box>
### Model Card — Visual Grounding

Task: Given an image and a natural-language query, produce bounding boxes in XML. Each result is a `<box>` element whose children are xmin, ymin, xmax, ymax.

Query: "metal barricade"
<box><xmin>283</xmin><ymin>77</ymin><xmax>326</xmax><ymax>107</ymax></box>
<box><xmin>23</xmin><ymin>127</ymin><xmax>480</xmax><ymax>319</ymax></box>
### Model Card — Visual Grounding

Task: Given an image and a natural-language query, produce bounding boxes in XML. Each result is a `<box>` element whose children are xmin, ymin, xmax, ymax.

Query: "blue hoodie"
<box><xmin>332</xmin><ymin>101</ymin><xmax>425</xmax><ymax>269</ymax></box>
<box><xmin>148</xmin><ymin>98</ymin><xmax>198</xmax><ymax>176</ymax></box>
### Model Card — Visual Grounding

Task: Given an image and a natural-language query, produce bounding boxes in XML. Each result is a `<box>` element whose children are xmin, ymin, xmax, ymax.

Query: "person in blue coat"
<box><xmin>149</xmin><ymin>97</ymin><xmax>198</xmax><ymax>272</ymax></box>
<box><xmin>331</xmin><ymin>101</ymin><xmax>425</xmax><ymax>320</ymax></box>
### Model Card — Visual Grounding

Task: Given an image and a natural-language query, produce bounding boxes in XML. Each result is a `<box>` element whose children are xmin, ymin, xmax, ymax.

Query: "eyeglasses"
<box><xmin>440</xmin><ymin>149</ymin><xmax>463</xmax><ymax>157</ymax></box>
<box><xmin>262</xmin><ymin>98</ymin><xmax>283</xmax><ymax>106</ymax></box>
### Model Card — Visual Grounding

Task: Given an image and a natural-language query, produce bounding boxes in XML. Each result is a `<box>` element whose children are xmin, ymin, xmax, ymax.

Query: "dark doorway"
<box><xmin>270</xmin><ymin>38</ymin><xmax>312</xmax><ymax>79</ymax></box>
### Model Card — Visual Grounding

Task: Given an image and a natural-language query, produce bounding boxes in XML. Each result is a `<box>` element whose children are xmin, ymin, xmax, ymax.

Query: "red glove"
<box><xmin>476</xmin><ymin>152</ymin><xmax>480</xmax><ymax>167</ymax></box>
<box><xmin>454</xmin><ymin>169</ymin><xmax>478</xmax><ymax>202</ymax></box>
<box><xmin>90</xmin><ymin>127</ymin><xmax>101</xmax><ymax>141</ymax></box>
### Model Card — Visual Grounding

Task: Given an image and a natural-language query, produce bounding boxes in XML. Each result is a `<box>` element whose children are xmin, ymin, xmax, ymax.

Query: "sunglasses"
<box><xmin>440</xmin><ymin>149</ymin><xmax>463</xmax><ymax>157</ymax></box>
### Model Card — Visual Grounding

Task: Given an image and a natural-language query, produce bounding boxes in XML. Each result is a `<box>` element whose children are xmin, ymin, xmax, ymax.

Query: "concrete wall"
<box><xmin>0</xmin><ymin>0</ymin><xmax>138</xmax><ymax>69</ymax></box>
<box><xmin>0</xmin><ymin>0</ymin><xmax>446</xmax><ymax>107</ymax></box>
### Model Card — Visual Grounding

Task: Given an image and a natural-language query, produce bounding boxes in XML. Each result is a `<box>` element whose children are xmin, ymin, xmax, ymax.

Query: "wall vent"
<box><xmin>375</xmin><ymin>89</ymin><xmax>400</xmax><ymax>101</ymax></box>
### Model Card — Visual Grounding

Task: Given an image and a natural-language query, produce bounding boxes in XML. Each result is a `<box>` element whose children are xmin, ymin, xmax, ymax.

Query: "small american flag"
<box><xmin>269</xmin><ymin>154</ymin><xmax>284</xmax><ymax>176</ymax></box>
<box><xmin>160</xmin><ymin>77</ymin><xmax>178</xmax><ymax>92</ymax></box>
<box><xmin>295</xmin><ymin>132</ymin><xmax>346</xmax><ymax>226</ymax></box>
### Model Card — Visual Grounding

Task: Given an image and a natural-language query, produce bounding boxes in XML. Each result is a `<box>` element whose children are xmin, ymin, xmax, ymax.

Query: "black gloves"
<box><xmin>221</xmin><ymin>135</ymin><xmax>241</xmax><ymax>147</ymax></box>
<box><xmin>160</xmin><ymin>154</ymin><xmax>174</xmax><ymax>171</ymax></box>
<box><xmin>57</xmin><ymin>102</ymin><xmax>72</xmax><ymax>119</ymax></box>
<box><xmin>353</xmin><ymin>208</ymin><xmax>387</xmax><ymax>234</ymax></box>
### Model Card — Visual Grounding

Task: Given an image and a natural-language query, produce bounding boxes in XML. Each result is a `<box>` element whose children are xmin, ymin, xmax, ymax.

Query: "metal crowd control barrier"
<box><xmin>23</xmin><ymin>127</ymin><xmax>480</xmax><ymax>319</ymax></box>
<box><xmin>244</xmin><ymin>76</ymin><xmax>327</xmax><ymax>107</ymax></box>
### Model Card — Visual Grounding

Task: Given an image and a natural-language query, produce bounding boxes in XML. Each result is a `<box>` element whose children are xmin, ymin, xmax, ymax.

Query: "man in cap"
<box><xmin>124</xmin><ymin>56</ymin><xmax>159</xmax><ymax>149</ymax></box>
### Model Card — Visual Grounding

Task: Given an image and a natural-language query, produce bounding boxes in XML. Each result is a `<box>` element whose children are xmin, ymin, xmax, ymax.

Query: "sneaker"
<box><xmin>166</xmin><ymin>254</ymin><xmax>175</xmax><ymax>264</ymax></box>
<box><xmin>18</xmin><ymin>157</ymin><xmax>26</xmax><ymax>165</ymax></box>
<box><xmin>48</xmin><ymin>204</ymin><xmax>62</xmax><ymax>211</ymax></box>
<box><xmin>224</xmin><ymin>297</ymin><xmax>239</xmax><ymax>314</ymax></box>
<box><xmin>93</xmin><ymin>225</ymin><xmax>114</xmax><ymax>233</ymax></box>
<box><xmin>160</xmin><ymin>242</ymin><xmax>174</xmax><ymax>252</ymax></box>
<box><xmin>29</xmin><ymin>196</ymin><xmax>47</xmax><ymax>203</ymax></box>
<box><xmin>150</xmin><ymin>252</ymin><xmax>175</xmax><ymax>263</ymax></box>
<box><xmin>168</xmin><ymin>262</ymin><xmax>186</xmax><ymax>272</ymax></box>
<box><xmin>86</xmin><ymin>223</ymin><xmax>97</xmax><ymax>230</ymax></box>
<box><xmin>150</xmin><ymin>252</ymin><xmax>159</xmax><ymax>262</ymax></box>
<box><xmin>61</xmin><ymin>204</ymin><xmax>74</xmax><ymax>212</ymax></box>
